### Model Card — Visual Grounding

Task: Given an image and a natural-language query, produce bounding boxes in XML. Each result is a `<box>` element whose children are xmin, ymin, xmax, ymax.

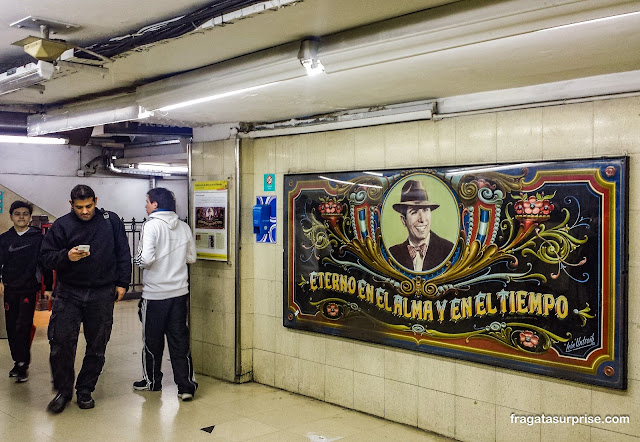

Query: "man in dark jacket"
<box><xmin>40</xmin><ymin>185</ymin><xmax>131</xmax><ymax>413</ymax></box>
<box><xmin>0</xmin><ymin>201</ymin><xmax>43</xmax><ymax>382</ymax></box>
<box><xmin>388</xmin><ymin>179</ymin><xmax>454</xmax><ymax>272</ymax></box>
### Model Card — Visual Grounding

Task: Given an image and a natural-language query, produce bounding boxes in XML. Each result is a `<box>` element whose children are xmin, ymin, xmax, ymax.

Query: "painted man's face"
<box><xmin>401</xmin><ymin>206</ymin><xmax>431</xmax><ymax>245</ymax></box>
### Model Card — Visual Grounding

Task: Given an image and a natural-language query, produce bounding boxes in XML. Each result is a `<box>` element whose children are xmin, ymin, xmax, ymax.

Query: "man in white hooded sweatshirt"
<box><xmin>133</xmin><ymin>187</ymin><xmax>198</xmax><ymax>400</ymax></box>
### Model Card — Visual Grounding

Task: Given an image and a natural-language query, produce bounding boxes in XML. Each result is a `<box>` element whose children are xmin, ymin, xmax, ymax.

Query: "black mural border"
<box><xmin>282</xmin><ymin>156</ymin><xmax>628</xmax><ymax>389</ymax></box>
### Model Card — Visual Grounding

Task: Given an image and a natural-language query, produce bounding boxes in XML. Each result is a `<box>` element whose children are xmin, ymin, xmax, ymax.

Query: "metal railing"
<box><xmin>123</xmin><ymin>217</ymin><xmax>145</xmax><ymax>294</ymax></box>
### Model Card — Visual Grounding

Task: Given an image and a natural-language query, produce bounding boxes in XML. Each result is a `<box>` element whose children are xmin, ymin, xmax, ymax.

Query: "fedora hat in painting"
<box><xmin>392</xmin><ymin>179</ymin><xmax>440</xmax><ymax>213</ymax></box>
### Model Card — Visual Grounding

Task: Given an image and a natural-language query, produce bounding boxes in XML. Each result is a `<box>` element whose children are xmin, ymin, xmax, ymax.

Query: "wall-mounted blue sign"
<box><xmin>254</xmin><ymin>196</ymin><xmax>276</xmax><ymax>243</ymax></box>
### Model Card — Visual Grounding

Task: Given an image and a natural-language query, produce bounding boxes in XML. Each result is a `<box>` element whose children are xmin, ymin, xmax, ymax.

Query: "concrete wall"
<box><xmin>234</xmin><ymin>97</ymin><xmax>639</xmax><ymax>441</ymax></box>
<box><xmin>0</xmin><ymin>143</ymin><xmax>188</xmax><ymax>220</ymax></box>
<box><xmin>0</xmin><ymin>183</ymin><xmax>55</xmax><ymax>232</ymax></box>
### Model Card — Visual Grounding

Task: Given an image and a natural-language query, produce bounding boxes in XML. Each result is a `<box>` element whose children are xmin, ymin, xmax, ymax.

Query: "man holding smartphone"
<box><xmin>40</xmin><ymin>184</ymin><xmax>131</xmax><ymax>413</ymax></box>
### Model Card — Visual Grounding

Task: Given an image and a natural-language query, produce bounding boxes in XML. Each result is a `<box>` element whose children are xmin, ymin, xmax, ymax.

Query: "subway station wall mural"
<box><xmin>284</xmin><ymin>157</ymin><xmax>628</xmax><ymax>389</ymax></box>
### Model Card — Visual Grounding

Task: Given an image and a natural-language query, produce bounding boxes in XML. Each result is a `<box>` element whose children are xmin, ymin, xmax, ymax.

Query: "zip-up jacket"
<box><xmin>0</xmin><ymin>226</ymin><xmax>44</xmax><ymax>292</ymax></box>
<box><xmin>134</xmin><ymin>211</ymin><xmax>196</xmax><ymax>300</ymax></box>
<box><xmin>40</xmin><ymin>209</ymin><xmax>131</xmax><ymax>289</ymax></box>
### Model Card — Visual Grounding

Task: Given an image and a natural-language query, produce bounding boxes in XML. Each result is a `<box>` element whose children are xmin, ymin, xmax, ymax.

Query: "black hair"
<box><xmin>70</xmin><ymin>184</ymin><xmax>96</xmax><ymax>201</ymax></box>
<box><xmin>147</xmin><ymin>187</ymin><xmax>176</xmax><ymax>212</ymax></box>
<box><xmin>9</xmin><ymin>200</ymin><xmax>33</xmax><ymax>215</ymax></box>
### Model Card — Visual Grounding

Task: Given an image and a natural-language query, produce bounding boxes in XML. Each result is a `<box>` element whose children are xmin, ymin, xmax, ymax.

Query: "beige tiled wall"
<box><xmin>190</xmin><ymin>139</ymin><xmax>246</xmax><ymax>382</ymax></box>
<box><xmin>242</xmin><ymin>96</ymin><xmax>640</xmax><ymax>441</ymax></box>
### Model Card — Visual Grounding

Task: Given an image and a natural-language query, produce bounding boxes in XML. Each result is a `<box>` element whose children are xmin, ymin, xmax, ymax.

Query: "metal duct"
<box><xmin>0</xmin><ymin>111</ymin><xmax>28</xmax><ymax>135</ymax></box>
<box><xmin>106</xmin><ymin>155</ymin><xmax>170</xmax><ymax>177</ymax></box>
<box><xmin>27</xmin><ymin>95</ymin><xmax>146</xmax><ymax>136</ymax></box>
<box><xmin>105</xmin><ymin>154</ymin><xmax>188</xmax><ymax>177</ymax></box>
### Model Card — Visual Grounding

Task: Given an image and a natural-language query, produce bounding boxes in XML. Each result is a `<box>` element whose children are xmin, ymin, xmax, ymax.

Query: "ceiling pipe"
<box><xmin>27</xmin><ymin>94</ymin><xmax>149</xmax><ymax>136</ymax></box>
<box><xmin>105</xmin><ymin>155</ymin><xmax>173</xmax><ymax>177</ymax></box>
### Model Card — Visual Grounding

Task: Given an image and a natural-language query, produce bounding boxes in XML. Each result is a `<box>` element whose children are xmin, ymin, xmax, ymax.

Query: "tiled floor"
<box><xmin>0</xmin><ymin>300</ymin><xmax>453</xmax><ymax>441</ymax></box>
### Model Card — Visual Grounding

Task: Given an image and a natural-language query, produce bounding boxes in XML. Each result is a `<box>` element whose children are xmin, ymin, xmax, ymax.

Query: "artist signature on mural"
<box><xmin>565</xmin><ymin>333</ymin><xmax>596</xmax><ymax>352</ymax></box>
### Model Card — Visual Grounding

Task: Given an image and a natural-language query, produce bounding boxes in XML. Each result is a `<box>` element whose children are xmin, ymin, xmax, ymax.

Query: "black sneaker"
<box><xmin>47</xmin><ymin>393</ymin><xmax>71</xmax><ymax>413</ymax></box>
<box><xmin>14</xmin><ymin>363</ymin><xmax>28</xmax><ymax>382</ymax></box>
<box><xmin>8</xmin><ymin>365</ymin><xmax>19</xmax><ymax>378</ymax></box>
<box><xmin>133</xmin><ymin>379</ymin><xmax>161</xmax><ymax>391</ymax></box>
<box><xmin>77</xmin><ymin>392</ymin><xmax>95</xmax><ymax>409</ymax></box>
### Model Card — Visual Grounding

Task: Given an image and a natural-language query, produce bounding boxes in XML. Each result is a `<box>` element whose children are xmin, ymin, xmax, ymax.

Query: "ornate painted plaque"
<box><xmin>284</xmin><ymin>158</ymin><xmax>627</xmax><ymax>389</ymax></box>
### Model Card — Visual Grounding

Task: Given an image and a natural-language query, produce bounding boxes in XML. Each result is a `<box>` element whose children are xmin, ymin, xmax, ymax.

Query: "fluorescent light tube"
<box><xmin>318</xmin><ymin>175</ymin><xmax>382</xmax><ymax>189</ymax></box>
<box><xmin>156</xmin><ymin>82</ymin><xmax>280</xmax><ymax>112</ymax></box>
<box><xmin>0</xmin><ymin>135</ymin><xmax>68</xmax><ymax>144</ymax></box>
<box><xmin>137</xmin><ymin>163</ymin><xmax>188</xmax><ymax>173</ymax></box>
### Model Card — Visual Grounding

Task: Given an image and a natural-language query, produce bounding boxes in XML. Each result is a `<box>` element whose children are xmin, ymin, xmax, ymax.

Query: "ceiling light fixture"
<box><xmin>298</xmin><ymin>38</ymin><xmax>325</xmax><ymax>77</ymax></box>
<box><xmin>0</xmin><ymin>61</ymin><xmax>55</xmax><ymax>96</ymax></box>
<box><xmin>10</xmin><ymin>16</ymin><xmax>79</xmax><ymax>61</ymax></box>
<box><xmin>0</xmin><ymin>135</ymin><xmax>68</xmax><ymax>145</ymax></box>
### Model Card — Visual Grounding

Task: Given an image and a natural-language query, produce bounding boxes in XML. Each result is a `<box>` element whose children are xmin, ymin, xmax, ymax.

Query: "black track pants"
<box><xmin>48</xmin><ymin>283</ymin><xmax>115</xmax><ymax>398</ymax></box>
<box><xmin>138</xmin><ymin>295</ymin><xmax>197</xmax><ymax>394</ymax></box>
<box><xmin>3</xmin><ymin>288</ymin><xmax>36</xmax><ymax>366</ymax></box>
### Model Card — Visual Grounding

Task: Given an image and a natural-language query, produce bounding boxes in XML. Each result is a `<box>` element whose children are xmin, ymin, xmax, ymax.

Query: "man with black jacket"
<box><xmin>40</xmin><ymin>185</ymin><xmax>131</xmax><ymax>413</ymax></box>
<box><xmin>0</xmin><ymin>201</ymin><xmax>44</xmax><ymax>383</ymax></box>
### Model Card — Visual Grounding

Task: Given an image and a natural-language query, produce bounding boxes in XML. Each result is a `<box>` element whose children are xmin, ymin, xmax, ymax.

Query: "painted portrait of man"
<box><xmin>385</xmin><ymin>178</ymin><xmax>457</xmax><ymax>273</ymax></box>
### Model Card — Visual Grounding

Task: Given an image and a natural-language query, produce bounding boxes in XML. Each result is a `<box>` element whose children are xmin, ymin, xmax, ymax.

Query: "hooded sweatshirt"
<box><xmin>134</xmin><ymin>211</ymin><xmax>196</xmax><ymax>300</ymax></box>
<box><xmin>0</xmin><ymin>226</ymin><xmax>44</xmax><ymax>292</ymax></box>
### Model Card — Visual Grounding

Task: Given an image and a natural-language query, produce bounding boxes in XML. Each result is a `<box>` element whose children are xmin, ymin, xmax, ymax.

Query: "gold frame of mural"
<box><xmin>284</xmin><ymin>158</ymin><xmax>628</xmax><ymax>389</ymax></box>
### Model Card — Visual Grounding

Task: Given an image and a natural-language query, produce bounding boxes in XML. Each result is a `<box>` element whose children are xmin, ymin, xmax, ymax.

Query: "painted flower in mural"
<box><xmin>325</xmin><ymin>302</ymin><xmax>340</xmax><ymax>318</ymax></box>
<box><xmin>318</xmin><ymin>197</ymin><xmax>345</xmax><ymax>217</ymax></box>
<box><xmin>513</xmin><ymin>192</ymin><xmax>555</xmax><ymax>230</ymax></box>
<box><xmin>519</xmin><ymin>331</ymin><xmax>539</xmax><ymax>348</ymax></box>
<box><xmin>514</xmin><ymin>193</ymin><xmax>555</xmax><ymax>216</ymax></box>
<box><xmin>474</xmin><ymin>178</ymin><xmax>497</xmax><ymax>190</ymax></box>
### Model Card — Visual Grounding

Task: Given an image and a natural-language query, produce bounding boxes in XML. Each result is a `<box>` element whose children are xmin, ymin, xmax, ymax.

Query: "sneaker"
<box><xmin>77</xmin><ymin>392</ymin><xmax>95</xmax><ymax>409</ymax></box>
<box><xmin>15</xmin><ymin>363</ymin><xmax>28</xmax><ymax>383</ymax></box>
<box><xmin>177</xmin><ymin>392</ymin><xmax>194</xmax><ymax>401</ymax></box>
<box><xmin>133</xmin><ymin>379</ymin><xmax>161</xmax><ymax>391</ymax></box>
<box><xmin>8</xmin><ymin>365</ymin><xmax>19</xmax><ymax>378</ymax></box>
<box><xmin>47</xmin><ymin>393</ymin><xmax>71</xmax><ymax>414</ymax></box>
<box><xmin>15</xmin><ymin>372</ymin><xmax>28</xmax><ymax>383</ymax></box>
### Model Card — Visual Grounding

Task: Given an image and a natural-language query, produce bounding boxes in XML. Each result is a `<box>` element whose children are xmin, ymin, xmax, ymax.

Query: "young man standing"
<box><xmin>0</xmin><ymin>201</ymin><xmax>43</xmax><ymax>382</ymax></box>
<box><xmin>40</xmin><ymin>185</ymin><xmax>131</xmax><ymax>413</ymax></box>
<box><xmin>133</xmin><ymin>187</ymin><xmax>198</xmax><ymax>400</ymax></box>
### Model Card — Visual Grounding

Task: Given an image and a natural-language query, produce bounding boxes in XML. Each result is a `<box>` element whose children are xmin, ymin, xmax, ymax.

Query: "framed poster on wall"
<box><xmin>284</xmin><ymin>157</ymin><xmax>628</xmax><ymax>389</ymax></box>
<box><xmin>193</xmin><ymin>180</ymin><xmax>228</xmax><ymax>261</ymax></box>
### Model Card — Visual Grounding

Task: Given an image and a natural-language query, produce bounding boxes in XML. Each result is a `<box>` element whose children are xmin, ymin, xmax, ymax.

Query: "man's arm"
<box><xmin>112</xmin><ymin>216</ymin><xmax>132</xmax><ymax>290</ymax></box>
<box><xmin>133</xmin><ymin>221</ymin><xmax>157</xmax><ymax>269</ymax></box>
<box><xmin>40</xmin><ymin>224</ymin><xmax>73</xmax><ymax>271</ymax></box>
